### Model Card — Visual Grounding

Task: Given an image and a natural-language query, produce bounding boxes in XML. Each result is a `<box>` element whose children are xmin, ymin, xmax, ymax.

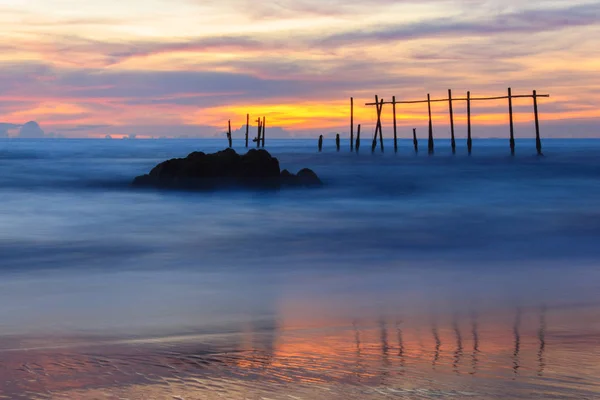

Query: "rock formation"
<box><xmin>132</xmin><ymin>148</ymin><xmax>321</xmax><ymax>190</ymax></box>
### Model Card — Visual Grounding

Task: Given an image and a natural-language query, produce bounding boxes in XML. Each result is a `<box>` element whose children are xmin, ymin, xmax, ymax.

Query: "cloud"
<box><xmin>1</xmin><ymin>1</ymin><xmax>600</xmax><ymax>137</ymax></box>
<box><xmin>319</xmin><ymin>2</ymin><xmax>600</xmax><ymax>46</ymax></box>
<box><xmin>18</xmin><ymin>121</ymin><xmax>46</xmax><ymax>138</ymax></box>
<box><xmin>232</xmin><ymin>124</ymin><xmax>294</xmax><ymax>139</ymax></box>
<box><xmin>0</xmin><ymin>123</ymin><xmax>21</xmax><ymax>137</ymax></box>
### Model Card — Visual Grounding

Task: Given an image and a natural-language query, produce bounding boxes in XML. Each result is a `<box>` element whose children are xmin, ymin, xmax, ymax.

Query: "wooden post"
<box><xmin>448</xmin><ymin>89</ymin><xmax>456</xmax><ymax>154</ymax></box>
<box><xmin>467</xmin><ymin>91</ymin><xmax>472</xmax><ymax>155</ymax></box>
<box><xmin>245</xmin><ymin>113</ymin><xmax>249</xmax><ymax>148</ymax></box>
<box><xmin>413</xmin><ymin>128</ymin><xmax>418</xmax><ymax>153</ymax></box>
<box><xmin>533</xmin><ymin>90</ymin><xmax>542</xmax><ymax>156</ymax></box>
<box><xmin>508</xmin><ymin>88</ymin><xmax>515</xmax><ymax>155</ymax></box>
<box><xmin>393</xmin><ymin>96</ymin><xmax>398</xmax><ymax>153</ymax></box>
<box><xmin>427</xmin><ymin>93</ymin><xmax>434</xmax><ymax>155</ymax></box>
<box><xmin>336</xmin><ymin>133</ymin><xmax>340</xmax><ymax>151</ymax></box>
<box><xmin>318</xmin><ymin>135</ymin><xmax>323</xmax><ymax>152</ymax></box>
<box><xmin>256</xmin><ymin>117</ymin><xmax>261</xmax><ymax>148</ymax></box>
<box><xmin>372</xmin><ymin>96</ymin><xmax>383</xmax><ymax>152</ymax></box>
<box><xmin>261</xmin><ymin>116</ymin><xmax>266</xmax><ymax>148</ymax></box>
<box><xmin>227</xmin><ymin>119</ymin><xmax>232</xmax><ymax>148</ymax></box>
<box><xmin>372</xmin><ymin>95</ymin><xmax>379</xmax><ymax>152</ymax></box>
<box><xmin>378</xmin><ymin>102</ymin><xmax>384</xmax><ymax>153</ymax></box>
<box><xmin>350</xmin><ymin>97</ymin><xmax>354</xmax><ymax>152</ymax></box>
<box><xmin>356</xmin><ymin>124</ymin><xmax>361</xmax><ymax>152</ymax></box>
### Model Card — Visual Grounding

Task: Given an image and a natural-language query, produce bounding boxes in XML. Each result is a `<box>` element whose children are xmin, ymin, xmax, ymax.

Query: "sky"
<box><xmin>0</xmin><ymin>0</ymin><xmax>599</xmax><ymax>138</ymax></box>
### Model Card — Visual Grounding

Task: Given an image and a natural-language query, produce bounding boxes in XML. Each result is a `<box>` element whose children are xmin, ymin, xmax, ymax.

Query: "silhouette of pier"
<box><xmin>355</xmin><ymin>88</ymin><xmax>549</xmax><ymax>155</ymax></box>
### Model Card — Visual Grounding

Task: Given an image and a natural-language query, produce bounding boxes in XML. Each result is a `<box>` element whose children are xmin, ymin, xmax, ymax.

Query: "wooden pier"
<box><xmin>361</xmin><ymin>88</ymin><xmax>549</xmax><ymax>155</ymax></box>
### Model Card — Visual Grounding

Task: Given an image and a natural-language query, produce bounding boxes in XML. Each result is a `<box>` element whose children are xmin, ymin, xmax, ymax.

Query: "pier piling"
<box><xmin>393</xmin><ymin>95</ymin><xmax>398</xmax><ymax>153</ymax></box>
<box><xmin>533</xmin><ymin>90</ymin><xmax>542</xmax><ymax>156</ymax></box>
<box><xmin>262</xmin><ymin>116</ymin><xmax>266</xmax><ymax>148</ymax></box>
<box><xmin>356</xmin><ymin>124</ymin><xmax>361</xmax><ymax>152</ymax></box>
<box><xmin>245</xmin><ymin>114</ymin><xmax>249</xmax><ymax>148</ymax></box>
<box><xmin>227</xmin><ymin>120</ymin><xmax>232</xmax><ymax>148</ymax></box>
<box><xmin>318</xmin><ymin>135</ymin><xmax>323</xmax><ymax>152</ymax></box>
<box><xmin>508</xmin><ymin>88</ymin><xmax>515</xmax><ymax>155</ymax></box>
<box><xmin>350</xmin><ymin>97</ymin><xmax>354</xmax><ymax>152</ymax></box>
<box><xmin>256</xmin><ymin>118</ymin><xmax>262</xmax><ymax>148</ymax></box>
<box><xmin>427</xmin><ymin>94</ymin><xmax>434</xmax><ymax>155</ymax></box>
<box><xmin>448</xmin><ymin>89</ymin><xmax>456</xmax><ymax>154</ymax></box>
<box><xmin>467</xmin><ymin>91</ymin><xmax>472</xmax><ymax>155</ymax></box>
<box><xmin>413</xmin><ymin>128</ymin><xmax>418</xmax><ymax>153</ymax></box>
<box><xmin>372</xmin><ymin>96</ymin><xmax>384</xmax><ymax>153</ymax></box>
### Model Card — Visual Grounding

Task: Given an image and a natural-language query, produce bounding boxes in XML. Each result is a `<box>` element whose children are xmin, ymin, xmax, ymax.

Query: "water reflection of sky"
<box><xmin>1</xmin><ymin>302</ymin><xmax>599</xmax><ymax>399</ymax></box>
<box><xmin>1</xmin><ymin>264</ymin><xmax>599</xmax><ymax>399</ymax></box>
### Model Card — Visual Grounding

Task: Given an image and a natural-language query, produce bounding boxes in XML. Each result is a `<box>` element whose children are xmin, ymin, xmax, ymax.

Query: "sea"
<box><xmin>0</xmin><ymin>138</ymin><xmax>599</xmax><ymax>399</ymax></box>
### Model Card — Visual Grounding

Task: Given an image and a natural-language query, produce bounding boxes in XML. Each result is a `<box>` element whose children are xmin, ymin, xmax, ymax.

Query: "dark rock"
<box><xmin>132</xmin><ymin>148</ymin><xmax>321</xmax><ymax>190</ymax></box>
<box><xmin>297</xmin><ymin>168</ymin><xmax>322</xmax><ymax>186</ymax></box>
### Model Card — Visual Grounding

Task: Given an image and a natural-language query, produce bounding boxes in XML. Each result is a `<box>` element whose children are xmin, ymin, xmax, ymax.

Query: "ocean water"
<box><xmin>0</xmin><ymin>138</ymin><xmax>599</xmax><ymax>399</ymax></box>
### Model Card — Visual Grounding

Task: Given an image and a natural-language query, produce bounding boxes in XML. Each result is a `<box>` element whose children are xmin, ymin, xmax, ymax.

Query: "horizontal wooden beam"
<box><xmin>365</xmin><ymin>94</ymin><xmax>550</xmax><ymax>106</ymax></box>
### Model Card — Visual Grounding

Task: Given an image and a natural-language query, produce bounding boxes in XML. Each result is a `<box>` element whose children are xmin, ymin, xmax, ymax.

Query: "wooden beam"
<box><xmin>534</xmin><ymin>90</ymin><xmax>542</xmax><ymax>156</ymax></box>
<box><xmin>508</xmin><ymin>88</ymin><xmax>515</xmax><ymax>155</ymax></box>
<box><xmin>318</xmin><ymin>135</ymin><xmax>323</xmax><ymax>152</ymax></box>
<box><xmin>467</xmin><ymin>91</ymin><xmax>472</xmax><ymax>155</ymax></box>
<box><xmin>427</xmin><ymin>93</ymin><xmax>434</xmax><ymax>155</ymax></box>
<box><xmin>449</xmin><ymin>89</ymin><xmax>455</xmax><ymax>154</ymax></box>
<box><xmin>350</xmin><ymin>97</ymin><xmax>354</xmax><ymax>152</ymax></box>
<box><xmin>365</xmin><ymin>93</ymin><xmax>550</xmax><ymax>106</ymax></box>
<box><xmin>356</xmin><ymin>124</ymin><xmax>361</xmax><ymax>152</ymax></box>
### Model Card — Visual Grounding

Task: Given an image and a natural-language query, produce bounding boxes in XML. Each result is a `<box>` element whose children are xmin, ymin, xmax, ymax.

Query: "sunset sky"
<box><xmin>0</xmin><ymin>0</ymin><xmax>599</xmax><ymax>138</ymax></box>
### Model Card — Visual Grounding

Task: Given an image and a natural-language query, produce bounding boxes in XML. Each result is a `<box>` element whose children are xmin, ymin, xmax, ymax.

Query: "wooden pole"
<box><xmin>245</xmin><ymin>113</ymin><xmax>249</xmax><ymax>148</ymax></box>
<box><xmin>467</xmin><ymin>91</ymin><xmax>472</xmax><ymax>155</ymax></box>
<box><xmin>318</xmin><ymin>135</ymin><xmax>323</xmax><ymax>152</ymax></box>
<box><xmin>372</xmin><ymin>96</ymin><xmax>383</xmax><ymax>153</ymax></box>
<box><xmin>261</xmin><ymin>116</ymin><xmax>266</xmax><ymax>148</ymax></box>
<box><xmin>378</xmin><ymin>102</ymin><xmax>384</xmax><ymax>153</ymax></box>
<box><xmin>508</xmin><ymin>88</ymin><xmax>515</xmax><ymax>155</ymax></box>
<box><xmin>533</xmin><ymin>90</ymin><xmax>542</xmax><ymax>156</ymax></box>
<box><xmin>413</xmin><ymin>128</ymin><xmax>418</xmax><ymax>153</ymax></box>
<box><xmin>227</xmin><ymin>119</ymin><xmax>232</xmax><ymax>148</ymax></box>
<box><xmin>350</xmin><ymin>97</ymin><xmax>354</xmax><ymax>152</ymax></box>
<box><xmin>393</xmin><ymin>96</ymin><xmax>398</xmax><ymax>153</ymax></box>
<box><xmin>356</xmin><ymin>124</ymin><xmax>361</xmax><ymax>152</ymax></box>
<box><xmin>372</xmin><ymin>95</ymin><xmax>379</xmax><ymax>152</ymax></box>
<box><xmin>448</xmin><ymin>89</ymin><xmax>456</xmax><ymax>154</ymax></box>
<box><xmin>427</xmin><ymin>93</ymin><xmax>434</xmax><ymax>155</ymax></box>
<box><xmin>256</xmin><ymin>118</ymin><xmax>261</xmax><ymax>148</ymax></box>
<box><xmin>336</xmin><ymin>133</ymin><xmax>340</xmax><ymax>151</ymax></box>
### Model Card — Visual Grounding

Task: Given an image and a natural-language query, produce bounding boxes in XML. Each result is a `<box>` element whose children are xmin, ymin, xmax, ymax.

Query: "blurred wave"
<box><xmin>1</xmin><ymin>138</ymin><xmax>600</xmax><ymax>398</ymax></box>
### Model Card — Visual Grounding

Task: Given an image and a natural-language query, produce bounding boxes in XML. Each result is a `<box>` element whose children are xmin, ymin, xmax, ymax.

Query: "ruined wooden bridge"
<box><xmin>343</xmin><ymin>88</ymin><xmax>550</xmax><ymax>155</ymax></box>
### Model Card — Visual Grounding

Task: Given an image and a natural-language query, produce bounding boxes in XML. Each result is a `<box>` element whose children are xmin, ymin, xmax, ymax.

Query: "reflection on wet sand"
<box><xmin>538</xmin><ymin>305</ymin><xmax>547</xmax><ymax>377</ymax></box>
<box><xmin>431</xmin><ymin>323</ymin><xmax>442</xmax><ymax>369</ymax></box>
<box><xmin>452</xmin><ymin>314</ymin><xmax>463</xmax><ymax>375</ymax></box>
<box><xmin>470</xmin><ymin>311</ymin><xmax>480</xmax><ymax>376</ymax></box>
<box><xmin>513</xmin><ymin>307</ymin><xmax>522</xmax><ymax>378</ymax></box>
<box><xmin>1</xmin><ymin>305</ymin><xmax>599</xmax><ymax>399</ymax></box>
<box><xmin>396</xmin><ymin>320</ymin><xmax>405</xmax><ymax>373</ymax></box>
